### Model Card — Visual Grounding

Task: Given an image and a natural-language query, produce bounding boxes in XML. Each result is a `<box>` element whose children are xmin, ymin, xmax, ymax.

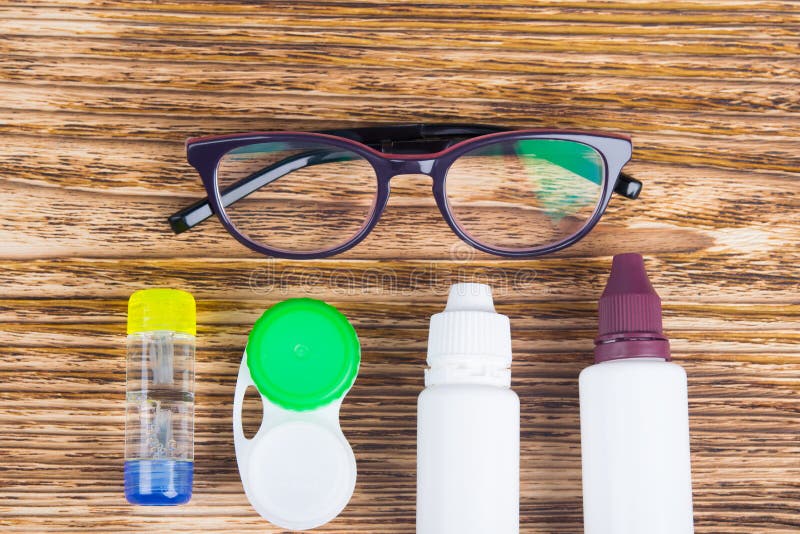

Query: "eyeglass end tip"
<box><xmin>167</xmin><ymin>214</ymin><xmax>190</xmax><ymax>235</ymax></box>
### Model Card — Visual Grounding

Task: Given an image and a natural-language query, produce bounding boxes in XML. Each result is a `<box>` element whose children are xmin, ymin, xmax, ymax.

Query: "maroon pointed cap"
<box><xmin>594</xmin><ymin>253</ymin><xmax>670</xmax><ymax>363</ymax></box>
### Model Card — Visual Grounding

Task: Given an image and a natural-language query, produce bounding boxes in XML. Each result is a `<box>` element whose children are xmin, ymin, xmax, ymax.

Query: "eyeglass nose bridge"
<box><xmin>385</xmin><ymin>158</ymin><xmax>437</xmax><ymax>177</ymax></box>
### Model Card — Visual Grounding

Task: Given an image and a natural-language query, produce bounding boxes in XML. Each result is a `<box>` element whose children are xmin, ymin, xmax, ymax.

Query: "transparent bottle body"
<box><xmin>125</xmin><ymin>331</ymin><xmax>195</xmax><ymax>505</ymax></box>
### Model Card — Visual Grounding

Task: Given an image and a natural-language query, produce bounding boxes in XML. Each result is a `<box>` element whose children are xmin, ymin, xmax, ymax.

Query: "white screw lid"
<box><xmin>426</xmin><ymin>284</ymin><xmax>512</xmax><ymax>386</ymax></box>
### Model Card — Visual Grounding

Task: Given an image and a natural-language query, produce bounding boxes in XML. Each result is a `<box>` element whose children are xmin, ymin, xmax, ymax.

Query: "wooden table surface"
<box><xmin>1</xmin><ymin>1</ymin><xmax>798</xmax><ymax>532</ymax></box>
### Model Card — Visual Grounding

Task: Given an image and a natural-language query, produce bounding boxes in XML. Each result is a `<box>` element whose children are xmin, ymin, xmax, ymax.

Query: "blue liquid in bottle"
<box><xmin>124</xmin><ymin>459</ymin><xmax>193</xmax><ymax>505</ymax></box>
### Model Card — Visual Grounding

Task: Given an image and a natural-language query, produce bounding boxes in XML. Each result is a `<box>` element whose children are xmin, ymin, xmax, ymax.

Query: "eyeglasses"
<box><xmin>170</xmin><ymin>123</ymin><xmax>640</xmax><ymax>259</ymax></box>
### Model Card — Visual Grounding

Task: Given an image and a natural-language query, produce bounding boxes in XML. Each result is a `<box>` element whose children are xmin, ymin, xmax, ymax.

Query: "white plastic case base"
<box><xmin>233</xmin><ymin>350</ymin><xmax>357</xmax><ymax>531</ymax></box>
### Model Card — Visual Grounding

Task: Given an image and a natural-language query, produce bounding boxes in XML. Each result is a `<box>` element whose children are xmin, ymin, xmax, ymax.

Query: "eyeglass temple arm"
<box><xmin>168</xmin><ymin>149</ymin><xmax>350</xmax><ymax>234</ymax></box>
<box><xmin>321</xmin><ymin>123</ymin><xmax>509</xmax><ymax>144</ymax></box>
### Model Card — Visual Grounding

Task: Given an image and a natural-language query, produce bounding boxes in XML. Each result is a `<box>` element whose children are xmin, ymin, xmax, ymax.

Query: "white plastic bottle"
<box><xmin>417</xmin><ymin>283</ymin><xmax>519</xmax><ymax>534</ymax></box>
<box><xmin>580</xmin><ymin>253</ymin><xmax>694</xmax><ymax>534</ymax></box>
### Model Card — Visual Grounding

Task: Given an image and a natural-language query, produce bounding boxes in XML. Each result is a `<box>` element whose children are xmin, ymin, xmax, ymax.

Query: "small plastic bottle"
<box><xmin>579</xmin><ymin>254</ymin><xmax>694</xmax><ymax>534</ymax></box>
<box><xmin>417</xmin><ymin>283</ymin><xmax>519</xmax><ymax>534</ymax></box>
<box><xmin>125</xmin><ymin>289</ymin><xmax>196</xmax><ymax>505</ymax></box>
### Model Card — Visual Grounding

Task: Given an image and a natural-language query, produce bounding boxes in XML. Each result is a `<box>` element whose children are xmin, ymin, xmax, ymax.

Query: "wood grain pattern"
<box><xmin>1</xmin><ymin>1</ymin><xmax>798</xmax><ymax>532</ymax></box>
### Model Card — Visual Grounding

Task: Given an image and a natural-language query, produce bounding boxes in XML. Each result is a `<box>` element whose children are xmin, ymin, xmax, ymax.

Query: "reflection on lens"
<box><xmin>444</xmin><ymin>139</ymin><xmax>605</xmax><ymax>250</ymax></box>
<box><xmin>216</xmin><ymin>141</ymin><xmax>377</xmax><ymax>253</ymax></box>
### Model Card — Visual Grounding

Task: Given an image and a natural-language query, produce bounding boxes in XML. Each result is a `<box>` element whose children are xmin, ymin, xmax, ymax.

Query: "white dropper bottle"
<box><xmin>417</xmin><ymin>283</ymin><xmax>520</xmax><ymax>534</ymax></box>
<box><xmin>580</xmin><ymin>253</ymin><xmax>694</xmax><ymax>534</ymax></box>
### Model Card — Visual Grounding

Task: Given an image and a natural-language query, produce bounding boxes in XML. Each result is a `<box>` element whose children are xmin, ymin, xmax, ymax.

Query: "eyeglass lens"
<box><xmin>216</xmin><ymin>141</ymin><xmax>378</xmax><ymax>253</ymax></box>
<box><xmin>444</xmin><ymin>139</ymin><xmax>605</xmax><ymax>250</ymax></box>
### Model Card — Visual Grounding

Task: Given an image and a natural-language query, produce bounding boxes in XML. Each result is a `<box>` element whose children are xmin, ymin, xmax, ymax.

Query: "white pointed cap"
<box><xmin>426</xmin><ymin>284</ymin><xmax>512</xmax><ymax>386</ymax></box>
<box><xmin>444</xmin><ymin>282</ymin><xmax>496</xmax><ymax>313</ymax></box>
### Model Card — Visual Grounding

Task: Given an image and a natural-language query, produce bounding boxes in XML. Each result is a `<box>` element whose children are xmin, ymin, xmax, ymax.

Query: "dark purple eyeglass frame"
<box><xmin>170</xmin><ymin>123</ymin><xmax>639</xmax><ymax>259</ymax></box>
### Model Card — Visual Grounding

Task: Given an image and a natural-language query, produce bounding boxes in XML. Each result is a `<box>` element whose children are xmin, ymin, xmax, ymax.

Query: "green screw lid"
<box><xmin>247</xmin><ymin>299</ymin><xmax>360</xmax><ymax>411</ymax></box>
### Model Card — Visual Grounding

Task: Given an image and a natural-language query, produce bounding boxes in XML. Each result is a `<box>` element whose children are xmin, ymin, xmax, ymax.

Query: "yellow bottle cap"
<box><xmin>127</xmin><ymin>288</ymin><xmax>196</xmax><ymax>336</ymax></box>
